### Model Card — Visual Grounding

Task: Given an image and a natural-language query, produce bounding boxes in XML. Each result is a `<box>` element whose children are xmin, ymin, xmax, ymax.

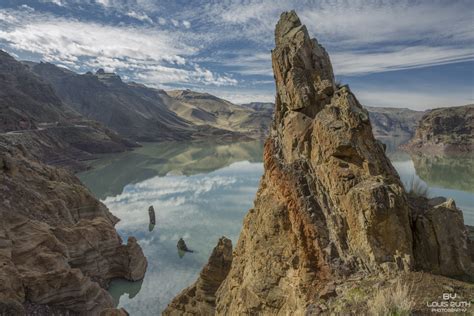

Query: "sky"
<box><xmin>0</xmin><ymin>0</ymin><xmax>472</xmax><ymax>110</ymax></box>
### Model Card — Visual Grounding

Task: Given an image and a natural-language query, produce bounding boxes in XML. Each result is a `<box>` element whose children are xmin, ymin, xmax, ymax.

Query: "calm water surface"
<box><xmin>78</xmin><ymin>138</ymin><xmax>474</xmax><ymax>315</ymax></box>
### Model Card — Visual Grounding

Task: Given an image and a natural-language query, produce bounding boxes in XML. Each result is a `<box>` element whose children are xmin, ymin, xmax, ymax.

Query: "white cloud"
<box><xmin>331</xmin><ymin>46</ymin><xmax>474</xmax><ymax>76</ymax></box>
<box><xmin>40</xmin><ymin>0</ymin><xmax>65</xmax><ymax>6</ymax></box>
<box><xmin>126</xmin><ymin>11</ymin><xmax>153</xmax><ymax>24</ymax></box>
<box><xmin>188</xmin><ymin>0</ymin><xmax>474</xmax><ymax>75</ymax></box>
<box><xmin>1</xmin><ymin>0</ymin><xmax>473</xmax><ymax>106</ymax></box>
<box><xmin>170</xmin><ymin>19</ymin><xmax>179</xmax><ymax>27</ymax></box>
<box><xmin>182</xmin><ymin>20</ymin><xmax>191</xmax><ymax>29</ymax></box>
<box><xmin>157</xmin><ymin>17</ymin><xmax>166</xmax><ymax>25</ymax></box>
<box><xmin>0</xmin><ymin>8</ymin><xmax>237</xmax><ymax>87</ymax></box>
<box><xmin>19</xmin><ymin>4</ymin><xmax>35</xmax><ymax>12</ymax></box>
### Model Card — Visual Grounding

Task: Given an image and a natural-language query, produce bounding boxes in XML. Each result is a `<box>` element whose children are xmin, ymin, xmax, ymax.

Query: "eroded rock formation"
<box><xmin>164</xmin><ymin>237</ymin><xmax>232</xmax><ymax>315</ymax></box>
<box><xmin>164</xmin><ymin>10</ymin><xmax>474</xmax><ymax>315</ymax></box>
<box><xmin>404</xmin><ymin>104</ymin><xmax>473</xmax><ymax>155</ymax></box>
<box><xmin>0</xmin><ymin>142</ymin><xmax>147</xmax><ymax>315</ymax></box>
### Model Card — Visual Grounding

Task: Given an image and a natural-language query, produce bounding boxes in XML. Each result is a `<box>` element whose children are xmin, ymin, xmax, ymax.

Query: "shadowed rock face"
<box><xmin>164</xmin><ymin>10</ymin><xmax>474</xmax><ymax>315</ymax></box>
<box><xmin>0</xmin><ymin>142</ymin><xmax>147</xmax><ymax>315</ymax></box>
<box><xmin>404</xmin><ymin>104</ymin><xmax>474</xmax><ymax>155</ymax></box>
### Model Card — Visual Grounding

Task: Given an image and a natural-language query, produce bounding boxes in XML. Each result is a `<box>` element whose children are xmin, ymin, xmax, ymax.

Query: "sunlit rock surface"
<box><xmin>164</xmin><ymin>10</ymin><xmax>474</xmax><ymax>315</ymax></box>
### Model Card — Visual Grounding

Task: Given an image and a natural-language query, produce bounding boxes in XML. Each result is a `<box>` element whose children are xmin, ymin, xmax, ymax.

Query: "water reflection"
<box><xmin>79</xmin><ymin>141</ymin><xmax>264</xmax><ymax>314</ymax></box>
<box><xmin>385</xmin><ymin>138</ymin><xmax>474</xmax><ymax>225</ymax></box>
<box><xmin>77</xmin><ymin>138</ymin><xmax>473</xmax><ymax>315</ymax></box>
<box><xmin>79</xmin><ymin>140</ymin><xmax>264</xmax><ymax>200</ymax></box>
<box><xmin>108</xmin><ymin>279</ymin><xmax>143</xmax><ymax>307</ymax></box>
<box><xmin>410</xmin><ymin>155</ymin><xmax>474</xmax><ymax>193</ymax></box>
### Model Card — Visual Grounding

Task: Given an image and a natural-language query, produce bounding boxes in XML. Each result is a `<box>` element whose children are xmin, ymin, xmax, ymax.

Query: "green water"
<box><xmin>78</xmin><ymin>139</ymin><xmax>473</xmax><ymax>315</ymax></box>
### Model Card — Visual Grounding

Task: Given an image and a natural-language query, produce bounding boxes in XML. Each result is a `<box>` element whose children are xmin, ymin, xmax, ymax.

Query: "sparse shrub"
<box><xmin>335</xmin><ymin>80</ymin><xmax>343</xmax><ymax>88</ymax></box>
<box><xmin>404</xmin><ymin>175</ymin><xmax>429</xmax><ymax>198</ymax></box>
<box><xmin>368</xmin><ymin>280</ymin><xmax>414</xmax><ymax>316</ymax></box>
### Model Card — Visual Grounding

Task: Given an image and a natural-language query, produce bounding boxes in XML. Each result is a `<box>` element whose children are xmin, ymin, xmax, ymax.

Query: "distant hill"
<box><xmin>166</xmin><ymin>90</ymin><xmax>273</xmax><ymax>138</ymax></box>
<box><xmin>241</xmin><ymin>102</ymin><xmax>275</xmax><ymax>112</ymax></box>
<box><xmin>239</xmin><ymin>101</ymin><xmax>425</xmax><ymax>139</ymax></box>
<box><xmin>403</xmin><ymin>104</ymin><xmax>473</xmax><ymax>155</ymax></box>
<box><xmin>0</xmin><ymin>50</ymin><xmax>135</xmax><ymax>171</ymax></box>
<box><xmin>366</xmin><ymin>106</ymin><xmax>424</xmax><ymax>138</ymax></box>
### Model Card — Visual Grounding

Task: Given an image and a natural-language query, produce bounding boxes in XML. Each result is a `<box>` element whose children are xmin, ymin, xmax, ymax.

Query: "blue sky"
<box><xmin>0</xmin><ymin>0</ymin><xmax>472</xmax><ymax>109</ymax></box>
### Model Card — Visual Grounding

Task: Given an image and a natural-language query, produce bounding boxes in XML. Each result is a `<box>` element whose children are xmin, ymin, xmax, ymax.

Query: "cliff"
<box><xmin>164</xmin><ymin>11</ymin><xmax>474</xmax><ymax>315</ymax></box>
<box><xmin>404</xmin><ymin>104</ymin><xmax>473</xmax><ymax>155</ymax></box>
<box><xmin>0</xmin><ymin>140</ymin><xmax>147</xmax><ymax>315</ymax></box>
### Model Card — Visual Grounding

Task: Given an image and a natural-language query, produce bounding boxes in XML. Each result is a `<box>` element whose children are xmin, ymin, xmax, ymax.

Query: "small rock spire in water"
<box><xmin>177</xmin><ymin>238</ymin><xmax>192</xmax><ymax>252</ymax></box>
<box><xmin>148</xmin><ymin>205</ymin><xmax>156</xmax><ymax>225</ymax></box>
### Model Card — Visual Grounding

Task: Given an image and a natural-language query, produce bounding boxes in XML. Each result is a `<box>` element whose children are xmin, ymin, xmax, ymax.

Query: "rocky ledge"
<box><xmin>403</xmin><ymin>104</ymin><xmax>473</xmax><ymax>155</ymax></box>
<box><xmin>164</xmin><ymin>11</ymin><xmax>474</xmax><ymax>315</ymax></box>
<box><xmin>0</xmin><ymin>141</ymin><xmax>147</xmax><ymax>315</ymax></box>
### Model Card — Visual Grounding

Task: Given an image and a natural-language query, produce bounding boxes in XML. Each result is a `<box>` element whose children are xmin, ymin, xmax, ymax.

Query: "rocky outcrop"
<box><xmin>0</xmin><ymin>141</ymin><xmax>147</xmax><ymax>315</ymax></box>
<box><xmin>165</xmin><ymin>11</ymin><xmax>474</xmax><ymax>315</ymax></box>
<box><xmin>164</xmin><ymin>237</ymin><xmax>232</xmax><ymax>315</ymax></box>
<box><xmin>403</xmin><ymin>104</ymin><xmax>473</xmax><ymax>155</ymax></box>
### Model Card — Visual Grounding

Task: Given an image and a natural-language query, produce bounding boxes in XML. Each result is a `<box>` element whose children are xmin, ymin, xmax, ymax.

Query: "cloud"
<box><xmin>0</xmin><ymin>0</ymin><xmax>472</xmax><ymax>105</ymax></box>
<box><xmin>125</xmin><ymin>11</ymin><xmax>153</xmax><ymax>24</ymax></box>
<box><xmin>0</xmin><ymin>8</ymin><xmax>237</xmax><ymax>87</ymax></box>
<box><xmin>103</xmin><ymin>161</ymin><xmax>262</xmax><ymax>231</ymax></box>
<box><xmin>182</xmin><ymin>20</ymin><xmax>191</xmax><ymax>29</ymax></box>
<box><xmin>332</xmin><ymin>46</ymin><xmax>474</xmax><ymax>76</ymax></box>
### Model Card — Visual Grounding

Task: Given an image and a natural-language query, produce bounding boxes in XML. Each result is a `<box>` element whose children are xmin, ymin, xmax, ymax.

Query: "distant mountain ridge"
<box><xmin>366</xmin><ymin>106</ymin><xmax>424</xmax><ymax>138</ymax></box>
<box><xmin>27</xmin><ymin>62</ymin><xmax>269</xmax><ymax>141</ymax></box>
<box><xmin>0</xmin><ymin>50</ymin><xmax>135</xmax><ymax>171</ymax></box>
<box><xmin>240</xmin><ymin>101</ymin><xmax>425</xmax><ymax>138</ymax></box>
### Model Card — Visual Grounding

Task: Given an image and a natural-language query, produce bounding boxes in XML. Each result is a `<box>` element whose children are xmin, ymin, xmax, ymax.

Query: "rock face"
<box><xmin>165</xmin><ymin>11</ymin><xmax>474</xmax><ymax>315</ymax></box>
<box><xmin>164</xmin><ymin>237</ymin><xmax>232</xmax><ymax>315</ymax></box>
<box><xmin>0</xmin><ymin>141</ymin><xmax>147</xmax><ymax>315</ymax></box>
<box><xmin>404</xmin><ymin>104</ymin><xmax>474</xmax><ymax>155</ymax></box>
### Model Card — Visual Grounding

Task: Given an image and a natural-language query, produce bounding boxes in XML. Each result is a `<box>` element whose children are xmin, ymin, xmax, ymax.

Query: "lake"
<box><xmin>78</xmin><ymin>138</ymin><xmax>474</xmax><ymax>315</ymax></box>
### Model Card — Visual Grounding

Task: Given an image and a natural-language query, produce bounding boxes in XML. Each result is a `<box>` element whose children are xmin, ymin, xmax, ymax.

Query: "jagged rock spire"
<box><xmin>165</xmin><ymin>11</ymin><xmax>474</xmax><ymax>316</ymax></box>
<box><xmin>272</xmin><ymin>10</ymin><xmax>335</xmax><ymax>121</ymax></box>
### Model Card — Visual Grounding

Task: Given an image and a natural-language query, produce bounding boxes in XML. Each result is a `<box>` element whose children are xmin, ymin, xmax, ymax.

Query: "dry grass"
<box><xmin>368</xmin><ymin>280</ymin><xmax>414</xmax><ymax>316</ymax></box>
